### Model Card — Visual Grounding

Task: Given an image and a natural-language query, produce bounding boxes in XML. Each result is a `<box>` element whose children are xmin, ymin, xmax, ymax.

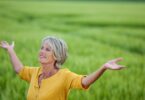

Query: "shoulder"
<box><xmin>25</xmin><ymin>66</ymin><xmax>39</xmax><ymax>71</ymax></box>
<box><xmin>21</xmin><ymin>66</ymin><xmax>39</xmax><ymax>74</ymax></box>
<box><xmin>59</xmin><ymin>68</ymin><xmax>73</xmax><ymax>74</ymax></box>
<box><xmin>59</xmin><ymin>68</ymin><xmax>79</xmax><ymax>78</ymax></box>
<box><xmin>58</xmin><ymin>68</ymin><xmax>72</xmax><ymax>76</ymax></box>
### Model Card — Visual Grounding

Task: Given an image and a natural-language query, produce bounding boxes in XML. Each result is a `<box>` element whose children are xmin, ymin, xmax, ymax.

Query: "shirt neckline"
<box><xmin>35</xmin><ymin>67</ymin><xmax>62</xmax><ymax>88</ymax></box>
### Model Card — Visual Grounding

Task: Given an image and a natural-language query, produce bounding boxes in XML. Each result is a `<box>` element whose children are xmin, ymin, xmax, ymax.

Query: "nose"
<box><xmin>39</xmin><ymin>49</ymin><xmax>45</xmax><ymax>54</ymax></box>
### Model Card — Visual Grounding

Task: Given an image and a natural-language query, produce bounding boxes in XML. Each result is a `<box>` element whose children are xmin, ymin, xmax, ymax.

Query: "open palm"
<box><xmin>0</xmin><ymin>41</ymin><xmax>14</xmax><ymax>49</ymax></box>
<box><xmin>104</xmin><ymin>58</ymin><xmax>125</xmax><ymax>70</ymax></box>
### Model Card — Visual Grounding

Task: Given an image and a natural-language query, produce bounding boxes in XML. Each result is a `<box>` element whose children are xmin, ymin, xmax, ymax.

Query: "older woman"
<box><xmin>0</xmin><ymin>36</ymin><xmax>125</xmax><ymax>100</ymax></box>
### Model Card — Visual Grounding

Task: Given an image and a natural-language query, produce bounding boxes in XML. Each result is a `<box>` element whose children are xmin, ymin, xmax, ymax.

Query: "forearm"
<box><xmin>82</xmin><ymin>66</ymin><xmax>107</xmax><ymax>88</ymax></box>
<box><xmin>7</xmin><ymin>48</ymin><xmax>23</xmax><ymax>73</ymax></box>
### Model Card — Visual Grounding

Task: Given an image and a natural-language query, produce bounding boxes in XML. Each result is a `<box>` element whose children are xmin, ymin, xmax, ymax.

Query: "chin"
<box><xmin>39</xmin><ymin>59</ymin><xmax>46</xmax><ymax>64</ymax></box>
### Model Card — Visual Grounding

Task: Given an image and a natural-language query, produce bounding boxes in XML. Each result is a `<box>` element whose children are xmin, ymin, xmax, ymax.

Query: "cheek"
<box><xmin>48</xmin><ymin>53</ymin><xmax>56</xmax><ymax>61</ymax></box>
<box><xmin>46</xmin><ymin>53</ymin><xmax>53</xmax><ymax>59</ymax></box>
<box><xmin>45</xmin><ymin>53</ymin><xmax>49</xmax><ymax>59</ymax></box>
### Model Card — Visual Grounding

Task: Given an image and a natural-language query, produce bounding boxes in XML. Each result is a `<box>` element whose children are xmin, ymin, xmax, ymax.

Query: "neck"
<box><xmin>41</xmin><ymin>63</ymin><xmax>58</xmax><ymax>78</ymax></box>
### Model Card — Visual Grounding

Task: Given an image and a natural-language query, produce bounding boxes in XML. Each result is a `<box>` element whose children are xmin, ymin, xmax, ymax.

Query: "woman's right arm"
<box><xmin>0</xmin><ymin>41</ymin><xmax>23</xmax><ymax>74</ymax></box>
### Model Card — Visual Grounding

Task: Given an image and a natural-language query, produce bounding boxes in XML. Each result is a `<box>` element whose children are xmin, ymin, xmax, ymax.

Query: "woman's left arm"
<box><xmin>82</xmin><ymin>58</ymin><xmax>125</xmax><ymax>88</ymax></box>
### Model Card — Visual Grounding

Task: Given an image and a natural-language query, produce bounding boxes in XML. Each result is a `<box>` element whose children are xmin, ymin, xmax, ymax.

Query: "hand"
<box><xmin>103</xmin><ymin>58</ymin><xmax>125</xmax><ymax>70</ymax></box>
<box><xmin>0</xmin><ymin>41</ymin><xmax>15</xmax><ymax>50</ymax></box>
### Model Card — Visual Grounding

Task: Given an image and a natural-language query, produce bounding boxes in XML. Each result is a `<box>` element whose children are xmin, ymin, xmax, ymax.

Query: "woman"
<box><xmin>0</xmin><ymin>36</ymin><xmax>125</xmax><ymax>100</ymax></box>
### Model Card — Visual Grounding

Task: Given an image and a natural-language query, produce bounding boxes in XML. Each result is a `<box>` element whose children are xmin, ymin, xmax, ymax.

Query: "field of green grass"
<box><xmin>0</xmin><ymin>1</ymin><xmax>145</xmax><ymax>100</ymax></box>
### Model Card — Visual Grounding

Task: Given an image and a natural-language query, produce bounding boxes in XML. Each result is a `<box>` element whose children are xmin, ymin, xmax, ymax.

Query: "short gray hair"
<box><xmin>41</xmin><ymin>36</ymin><xmax>68</xmax><ymax>68</ymax></box>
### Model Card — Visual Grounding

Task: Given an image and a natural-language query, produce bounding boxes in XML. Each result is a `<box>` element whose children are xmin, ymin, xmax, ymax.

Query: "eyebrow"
<box><xmin>41</xmin><ymin>45</ymin><xmax>52</xmax><ymax>50</ymax></box>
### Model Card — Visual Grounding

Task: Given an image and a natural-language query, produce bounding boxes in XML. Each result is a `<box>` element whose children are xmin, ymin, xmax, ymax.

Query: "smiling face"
<box><xmin>39</xmin><ymin>42</ymin><xmax>56</xmax><ymax>64</ymax></box>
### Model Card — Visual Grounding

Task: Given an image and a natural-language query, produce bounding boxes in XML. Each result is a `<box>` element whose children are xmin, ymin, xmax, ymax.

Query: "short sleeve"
<box><xmin>66</xmin><ymin>70</ymin><xmax>89</xmax><ymax>90</ymax></box>
<box><xmin>18</xmin><ymin>66</ymin><xmax>36</xmax><ymax>83</ymax></box>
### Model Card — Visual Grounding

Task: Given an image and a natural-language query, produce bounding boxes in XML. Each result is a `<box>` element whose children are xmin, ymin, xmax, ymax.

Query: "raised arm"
<box><xmin>82</xmin><ymin>58</ymin><xmax>125</xmax><ymax>88</ymax></box>
<box><xmin>0</xmin><ymin>41</ymin><xmax>23</xmax><ymax>73</ymax></box>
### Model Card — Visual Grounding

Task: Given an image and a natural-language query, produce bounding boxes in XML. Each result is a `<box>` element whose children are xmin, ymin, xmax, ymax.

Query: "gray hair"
<box><xmin>41</xmin><ymin>36</ymin><xmax>68</xmax><ymax>68</ymax></box>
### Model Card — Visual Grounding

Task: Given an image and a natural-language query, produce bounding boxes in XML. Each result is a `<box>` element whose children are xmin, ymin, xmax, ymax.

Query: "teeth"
<box><xmin>40</xmin><ymin>56</ymin><xmax>46</xmax><ymax>58</ymax></box>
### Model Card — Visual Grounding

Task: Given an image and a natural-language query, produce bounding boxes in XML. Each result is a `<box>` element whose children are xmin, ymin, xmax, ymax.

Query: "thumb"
<box><xmin>11</xmin><ymin>41</ymin><xmax>15</xmax><ymax>48</ymax></box>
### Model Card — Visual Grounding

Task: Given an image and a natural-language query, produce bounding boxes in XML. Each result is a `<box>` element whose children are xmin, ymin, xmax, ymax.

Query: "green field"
<box><xmin>0</xmin><ymin>1</ymin><xmax>145</xmax><ymax>100</ymax></box>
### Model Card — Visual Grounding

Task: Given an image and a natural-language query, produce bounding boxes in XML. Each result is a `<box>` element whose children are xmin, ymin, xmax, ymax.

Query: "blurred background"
<box><xmin>0</xmin><ymin>0</ymin><xmax>145</xmax><ymax>100</ymax></box>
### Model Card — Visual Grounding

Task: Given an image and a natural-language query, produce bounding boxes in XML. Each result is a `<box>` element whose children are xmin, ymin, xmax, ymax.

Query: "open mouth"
<box><xmin>39</xmin><ymin>54</ymin><xmax>47</xmax><ymax>59</ymax></box>
<box><xmin>40</xmin><ymin>56</ymin><xmax>46</xmax><ymax>59</ymax></box>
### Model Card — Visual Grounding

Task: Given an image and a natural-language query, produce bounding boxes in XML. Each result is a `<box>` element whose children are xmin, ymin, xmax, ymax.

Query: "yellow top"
<box><xmin>18</xmin><ymin>66</ymin><xmax>87</xmax><ymax>100</ymax></box>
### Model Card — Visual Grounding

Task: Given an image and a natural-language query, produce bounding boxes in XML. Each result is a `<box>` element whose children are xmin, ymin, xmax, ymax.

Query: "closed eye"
<box><xmin>46</xmin><ymin>48</ymin><xmax>51</xmax><ymax>51</ymax></box>
<box><xmin>41</xmin><ymin>46</ymin><xmax>44</xmax><ymax>50</ymax></box>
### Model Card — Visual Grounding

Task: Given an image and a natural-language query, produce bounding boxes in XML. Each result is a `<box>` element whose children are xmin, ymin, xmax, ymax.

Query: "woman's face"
<box><xmin>39</xmin><ymin>42</ymin><xmax>56</xmax><ymax>64</ymax></box>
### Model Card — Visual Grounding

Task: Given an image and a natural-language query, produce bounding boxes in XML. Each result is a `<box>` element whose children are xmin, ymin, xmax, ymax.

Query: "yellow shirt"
<box><xmin>18</xmin><ymin>66</ymin><xmax>87</xmax><ymax>100</ymax></box>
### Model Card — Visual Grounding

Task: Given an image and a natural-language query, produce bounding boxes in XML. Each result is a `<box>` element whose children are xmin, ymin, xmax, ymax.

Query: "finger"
<box><xmin>0</xmin><ymin>41</ymin><xmax>2</xmax><ymax>44</ymax></box>
<box><xmin>0</xmin><ymin>41</ymin><xmax>4</xmax><ymax>47</ymax></box>
<box><xmin>11</xmin><ymin>41</ymin><xmax>15</xmax><ymax>47</ymax></box>
<box><xmin>120</xmin><ymin>66</ymin><xmax>127</xmax><ymax>69</ymax></box>
<box><xmin>113</xmin><ymin>57</ymin><xmax>123</xmax><ymax>63</ymax></box>
<box><xmin>1</xmin><ymin>41</ymin><xmax>8</xmax><ymax>45</ymax></box>
<box><xmin>118</xmin><ymin>65</ymin><xmax>126</xmax><ymax>70</ymax></box>
<box><xmin>0</xmin><ymin>41</ymin><xmax>4</xmax><ymax>46</ymax></box>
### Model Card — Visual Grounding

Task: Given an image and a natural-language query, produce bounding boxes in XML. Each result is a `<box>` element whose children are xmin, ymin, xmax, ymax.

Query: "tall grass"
<box><xmin>0</xmin><ymin>1</ymin><xmax>145</xmax><ymax>100</ymax></box>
